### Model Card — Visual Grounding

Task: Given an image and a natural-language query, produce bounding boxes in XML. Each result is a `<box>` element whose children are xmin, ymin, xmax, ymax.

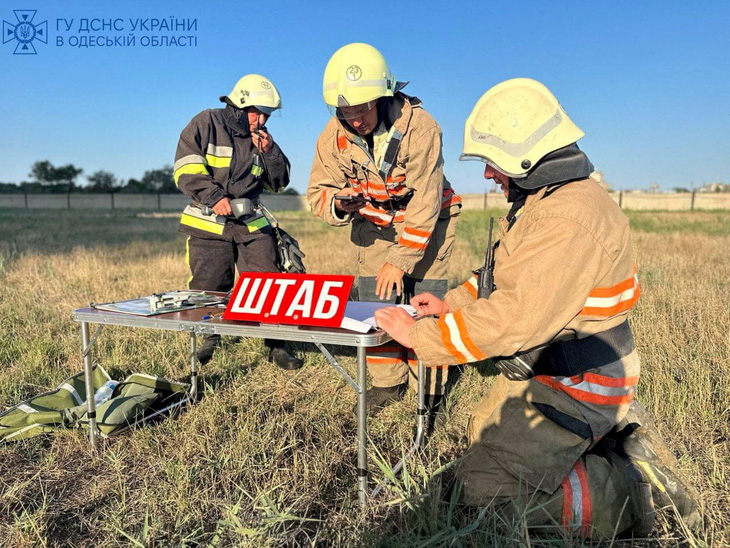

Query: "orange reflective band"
<box><xmin>462</xmin><ymin>276</ymin><xmax>478</xmax><ymax>299</ymax></box>
<box><xmin>438</xmin><ymin>314</ymin><xmax>467</xmax><ymax>363</ymax></box>
<box><xmin>574</xmin><ymin>460</ymin><xmax>592</xmax><ymax>536</ymax></box>
<box><xmin>580</xmin><ymin>272</ymin><xmax>641</xmax><ymax>317</ymax></box>
<box><xmin>561</xmin><ymin>474</ymin><xmax>573</xmax><ymax>530</ymax></box>
<box><xmin>588</xmin><ymin>276</ymin><xmax>636</xmax><ymax>299</ymax></box>
<box><xmin>453</xmin><ymin>310</ymin><xmax>487</xmax><ymax>361</ymax></box>
<box><xmin>534</xmin><ymin>375</ymin><xmax>636</xmax><ymax>406</ymax></box>
<box><xmin>337</xmin><ymin>135</ymin><xmax>348</xmax><ymax>151</ymax></box>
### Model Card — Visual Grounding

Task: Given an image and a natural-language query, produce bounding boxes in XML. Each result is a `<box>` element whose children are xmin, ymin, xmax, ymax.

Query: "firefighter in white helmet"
<box><xmin>375</xmin><ymin>78</ymin><xmax>701</xmax><ymax>537</ymax></box>
<box><xmin>307</xmin><ymin>43</ymin><xmax>462</xmax><ymax>417</ymax></box>
<box><xmin>174</xmin><ymin>74</ymin><xmax>302</xmax><ymax>370</ymax></box>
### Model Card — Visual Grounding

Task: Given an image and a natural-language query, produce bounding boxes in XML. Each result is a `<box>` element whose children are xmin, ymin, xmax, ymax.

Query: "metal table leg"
<box><xmin>357</xmin><ymin>346</ymin><xmax>368</xmax><ymax>508</ymax></box>
<box><xmin>81</xmin><ymin>322</ymin><xmax>98</xmax><ymax>450</ymax></box>
<box><xmin>371</xmin><ymin>359</ymin><xmax>426</xmax><ymax>497</ymax></box>
<box><xmin>189</xmin><ymin>332</ymin><xmax>198</xmax><ymax>401</ymax></box>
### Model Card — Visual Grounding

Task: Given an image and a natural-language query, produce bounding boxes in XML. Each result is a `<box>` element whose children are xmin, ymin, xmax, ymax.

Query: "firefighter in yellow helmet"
<box><xmin>375</xmin><ymin>78</ymin><xmax>701</xmax><ymax>537</ymax></box>
<box><xmin>307</xmin><ymin>43</ymin><xmax>462</xmax><ymax>417</ymax></box>
<box><xmin>174</xmin><ymin>74</ymin><xmax>302</xmax><ymax>370</ymax></box>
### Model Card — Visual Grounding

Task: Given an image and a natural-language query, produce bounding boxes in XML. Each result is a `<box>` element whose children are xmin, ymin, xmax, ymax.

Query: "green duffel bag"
<box><xmin>0</xmin><ymin>365</ymin><xmax>189</xmax><ymax>442</ymax></box>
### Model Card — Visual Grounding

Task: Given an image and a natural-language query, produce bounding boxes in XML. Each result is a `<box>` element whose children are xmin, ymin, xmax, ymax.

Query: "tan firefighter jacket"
<box><xmin>410</xmin><ymin>178</ymin><xmax>640</xmax><ymax>367</ymax></box>
<box><xmin>306</xmin><ymin>93</ymin><xmax>461</xmax><ymax>275</ymax></box>
<box><xmin>174</xmin><ymin>105</ymin><xmax>290</xmax><ymax>239</ymax></box>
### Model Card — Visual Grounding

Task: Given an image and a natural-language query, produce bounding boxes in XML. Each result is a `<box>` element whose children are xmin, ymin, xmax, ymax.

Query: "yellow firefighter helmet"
<box><xmin>323</xmin><ymin>43</ymin><xmax>398</xmax><ymax>108</ymax></box>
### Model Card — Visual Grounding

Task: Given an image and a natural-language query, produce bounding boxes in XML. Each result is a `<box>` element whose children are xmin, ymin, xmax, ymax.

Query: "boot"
<box><xmin>268</xmin><ymin>347</ymin><xmax>303</xmax><ymax>371</ymax></box>
<box><xmin>196</xmin><ymin>335</ymin><xmax>221</xmax><ymax>365</ymax></box>
<box><xmin>614</xmin><ymin>402</ymin><xmax>702</xmax><ymax>529</ymax></box>
<box><xmin>355</xmin><ymin>384</ymin><xmax>407</xmax><ymax>416</ymax></box>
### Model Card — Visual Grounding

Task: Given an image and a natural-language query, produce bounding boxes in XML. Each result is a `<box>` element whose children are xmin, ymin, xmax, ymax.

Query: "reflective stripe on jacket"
<box><xmin>174</xmin><ymin>106</ymin><xmax>290</xmax><ymax>238</ymax></box>
<box><xmin>410</xmin><ymin>178</ymin><xmax>640</xmax><ymax>366</ymax></box>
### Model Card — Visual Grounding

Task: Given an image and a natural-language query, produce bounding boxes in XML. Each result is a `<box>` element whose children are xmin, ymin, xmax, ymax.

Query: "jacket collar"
<box><xmin>222</xmin><ymin>104</ymin><xmax>250</xmax><ymax>137</ymax></box>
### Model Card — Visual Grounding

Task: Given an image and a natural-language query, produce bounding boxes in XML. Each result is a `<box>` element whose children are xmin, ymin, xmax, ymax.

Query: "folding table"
<box><xmin>71</xmin><ymin>305</ymin><xmax>426</xmax><ymax>506</ymax></box>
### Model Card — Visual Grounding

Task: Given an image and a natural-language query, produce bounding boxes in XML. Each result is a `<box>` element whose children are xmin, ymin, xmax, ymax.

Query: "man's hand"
<box><xmin>411</xmin><ymin>292</ymin><xmax>451</xmax><ymax>316</ymax></box>
<box><xmin>374</xmin><ymin>307</ymin><xmax>415</xmax><ymax>348</ymax></box>
<box><xmin>376</xmin><ymin>263</ymin><xmax>405</xmax><ymax>300</ymax></box>
<box><xmin>212</xmin><ymin>197</ymin><xmax>232</xmax><ymax>216</ymax></box>
<box><xmin>334</xmin><ymin>188</ymin><xmax>368</xmax><ymax>213</ymax></box>
<box><xmin>252</xmin><ymin>129</ymin><xmax>273</xmax><ymax>153</ymax></box>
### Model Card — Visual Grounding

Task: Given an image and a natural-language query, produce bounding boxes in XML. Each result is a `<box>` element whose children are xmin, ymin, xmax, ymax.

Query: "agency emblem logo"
<box><xmin>3</xmin><ymin>9</ymin><xmax>47</xmax><ymax>55</ymax></box>
<box><xmin>346</xmin><ymin>65</ymin><xmax>362</xmax><ymax>81</ymax></box>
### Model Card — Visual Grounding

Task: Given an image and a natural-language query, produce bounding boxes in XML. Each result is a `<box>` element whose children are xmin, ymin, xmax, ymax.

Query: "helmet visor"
<box><xmin>328</xmin><ymin>100</ymin><xmax>377</xmax><ymax>120</ymax></box>
<box><xmin>459</xmin><ymin>153</ymin><xmax>523</xmax><ymax>178</ymax></box>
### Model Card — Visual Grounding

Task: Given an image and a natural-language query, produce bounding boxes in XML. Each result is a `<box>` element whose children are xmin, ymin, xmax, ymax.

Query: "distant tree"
<box><xmin>0</xmin><ymin>182</ymin><xmax>22</xmax><ymax>193</ymax></box>
<box><xmin>672</xmin><ymin>187</ymin><xmax>692</xmax><ymax>193</ymax></box>
<box><xmin>262</xmin><ymin>186</ymin><xmax>299</xmax><ymax>195</ymax></box>
<box><xmin>29</xmin><ymin>160</ymin><xmax>83</xmax><ymax>192</ymax></box>
<box><xmin>140</xmin><ymin>166</ymin><xmax>175</xmax><ymax>192</ymax></box>
<box><xmin>120</xmin><ymin>178</ymin><xmax>146</xmax><ymax>193</ymax></box>
<box><xmin>87</xmin><ymin>170</ymin><xmax>119</xmax><ymax>192</ymax></box>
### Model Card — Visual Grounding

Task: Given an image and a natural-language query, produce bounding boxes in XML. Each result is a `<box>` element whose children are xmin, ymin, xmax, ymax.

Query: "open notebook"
<box><xmin>339</xmin><ymin>302</ymin><xmax>417</xmax><ymax>333</ymax></box>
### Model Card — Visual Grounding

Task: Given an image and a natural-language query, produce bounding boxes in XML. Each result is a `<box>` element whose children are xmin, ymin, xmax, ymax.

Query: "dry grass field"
<box><xmin>0</xmin><ymin>208</ymin><xmax>727</xmax><ymax>547</ymax></box>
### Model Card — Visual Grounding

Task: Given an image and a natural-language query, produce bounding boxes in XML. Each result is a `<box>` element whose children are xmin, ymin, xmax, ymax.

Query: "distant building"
<box><xmin>697</xmin><ymin>182</ymin><xmax>730</xmax><ymax>193</ymax></box>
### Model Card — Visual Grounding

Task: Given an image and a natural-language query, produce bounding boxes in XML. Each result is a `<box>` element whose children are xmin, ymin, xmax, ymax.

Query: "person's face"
<box><xmin>484</xmin><ymin>165</ymin><xmax>511</xmax><ymax>197</ymax></box>
<box><xmin>484</xmin><ymin>165</ymin><xmax>510</xmax><ymax>197</ymax></box>
<box><xmin>338</xmin><ymin>102</ymin><xmax>378</xmax><ymax>136</ymax></box>
<box><xmin>246</xmin><ymin>107</ymin><xmax>270</xmax><ymax>133</ymax></box>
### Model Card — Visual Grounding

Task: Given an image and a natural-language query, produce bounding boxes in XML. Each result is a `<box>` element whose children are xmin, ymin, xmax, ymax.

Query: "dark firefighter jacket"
<box><xmin>173</xmin><ymin>105</ymin><xmax>290</xmax><ymax>239</ymax></box>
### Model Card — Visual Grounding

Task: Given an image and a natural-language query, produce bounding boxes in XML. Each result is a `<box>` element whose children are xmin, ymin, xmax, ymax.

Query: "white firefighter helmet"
<box><xmin>461</xmin><ymin>78</ymin><xmax>584</xmax><ymax>177</ymax></box>
<box><xmin>221</xmin><ymin>74</ymin><xmax>282</xmax><ymax>115</ymax></box>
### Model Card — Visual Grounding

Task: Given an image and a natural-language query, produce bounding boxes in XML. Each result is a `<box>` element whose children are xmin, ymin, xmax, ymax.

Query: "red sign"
<box><xmin>223</xmin><ymin>273</ymin><xmax>354</xmax><ymax>328</ymax></box>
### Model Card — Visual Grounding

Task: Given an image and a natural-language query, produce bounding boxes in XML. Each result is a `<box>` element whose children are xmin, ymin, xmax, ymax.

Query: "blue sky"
<box><xmin>1</xmin><ymin>0</ymin><xmax>728</xmax><ymax>193</ymax></box>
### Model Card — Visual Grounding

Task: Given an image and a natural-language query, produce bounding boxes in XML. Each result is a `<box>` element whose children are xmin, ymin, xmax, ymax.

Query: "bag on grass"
<box><xmin>0</xmin><ymin>364</ymin><xmax>189</xmax><ymax>442</ymax></box>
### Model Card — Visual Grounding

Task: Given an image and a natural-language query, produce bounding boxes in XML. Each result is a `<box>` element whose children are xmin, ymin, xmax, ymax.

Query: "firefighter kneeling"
<box><xmin>375</xmin><ymin>78</ymin><xmax>701</xmax><ymax>538</ymax></box>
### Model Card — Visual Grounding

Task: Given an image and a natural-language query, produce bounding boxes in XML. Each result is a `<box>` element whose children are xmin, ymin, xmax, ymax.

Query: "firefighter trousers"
<box><xmin>185</xmin><ymin>231</ymin><xmax>285</xmax><ymax>350</ymax></box>
<box><xmin>456</xmin><ymin>352</ymin><xmax>655</xmax><ymax>538</ymax></box>
<box><xmin>353</xmin><ymin>211</ymin><xmax>459</xmax><ymax>395</ymax></box>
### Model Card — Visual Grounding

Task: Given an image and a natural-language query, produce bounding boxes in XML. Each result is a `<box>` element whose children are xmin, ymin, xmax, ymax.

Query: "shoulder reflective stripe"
<box><xmin>180</xmin><ymin>213</ymin><xmax>225</xmax><ymax>235</ymax></box>
<box><xmin>59</xmin><ymin>382</ymin><xmax>83</xmax><ymax>405</ymax></box>
<box><xmin>206</xmin><ymin>144</ymin><xmax>233</xmax><ymax>157</ymax></box>
<box><xmin>580</xmin><ymin>274</ymin><xmax>640</xmax><ymax>317</ymax></box>
<box><xmin>174</xmin><ymin>163</ymin><xmax>209</xmax><ymax>185</ymax></box>
<box><xmin>17</xmin><ymin>403</ymin><xmax>38</xmax><ymax>414</ymax></box>
<box><xmin>205</xmin><ymin>154</ymin><xmax>232</xmax><ymax>169</ymax></box>
<box><xmin>174</xmin><ymin>154</ymin><xmax>206</xmax><ymax>172</ymax></box>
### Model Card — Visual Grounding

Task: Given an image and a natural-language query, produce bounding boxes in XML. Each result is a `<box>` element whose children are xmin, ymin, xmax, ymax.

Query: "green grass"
<box><xmin>0</xmin><ymin>208</ymin><xmax>727</xmax><ymax>546</ymax></box>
